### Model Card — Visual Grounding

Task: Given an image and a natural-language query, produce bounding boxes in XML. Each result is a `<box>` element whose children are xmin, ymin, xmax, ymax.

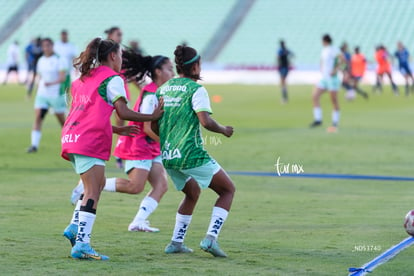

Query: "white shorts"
<box><xmin>124</xmin><ymin>155</ymin><xmax>162</xmax><ymax>173</ymax></box>
<box><xmin>317</xmin><ymin>75</ymin><xmax>340</xmax><ymax>92</ymax></box>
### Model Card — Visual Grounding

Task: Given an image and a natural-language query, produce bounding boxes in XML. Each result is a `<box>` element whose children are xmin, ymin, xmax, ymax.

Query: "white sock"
<box><xmin>332</xmin><ymin>110</ymin><xmax>340</xmax><ymax>126</ymax></box>
<box><xmin>31</xmin><ymin>130</ymin><xmax>41</xmax><ymax>147</ymax></box>
<box><xmin>206</xmin><ymin>207</ymin><xmax>228</xmax><ymax>239</ymax></box>
<box><xmin>133</xmin><ymin>196</ymin><xmax>158</xmax><ymax>223</ymax></box>
<box><xmin>313</xmin><ymin>107</ymin><xmax>322</xmax><ymax>121</ymax></box>
<box><xmin>74</xmin><ymin>180</ymin><xmax>84</xmax><ymax>194</ymax></box>
<box><xmin>76</xmin><ymin>211</ymin><xmax>96</xmax><ymax>244</ymax></box>
<box><xmin>171</xmin><ymin>213</ymin><xmax>192</xmax><ymax>243</ymax></box>
<box><xmin>103</xmin><ymin>178</ymin><xmax>117</xmax><ymax>192</ymax></box>
<box><xmin>70</xmin><ymin>199</ymin><xmax>82</xmax><ymax>225</ymax></box>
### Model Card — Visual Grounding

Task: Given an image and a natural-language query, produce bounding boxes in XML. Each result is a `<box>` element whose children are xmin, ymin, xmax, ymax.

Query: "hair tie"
<box><xmin>183</xmin><ymin>54</ymin><xmax>199</xmax><ymax>65</ymax></box>
<box><xmin>95</xmin><ymin>38</ymin><xmax>103</xmax><ymax>65</ymax></box>
<box><xmin>152</xmin><ymin>56</ymin><xmax>167</xmax><ymax>70</ymax></box>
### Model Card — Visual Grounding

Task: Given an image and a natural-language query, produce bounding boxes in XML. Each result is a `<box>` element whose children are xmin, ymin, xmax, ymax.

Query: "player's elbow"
<box><xmin>116</xmin><ymin>109</ymin><xmax>130</xmax><ymax>121</ymax></box>
<box><xmin>200</xmin><ymin>119</ymin><xmax>214</xmax><ymax>130</ymax></box>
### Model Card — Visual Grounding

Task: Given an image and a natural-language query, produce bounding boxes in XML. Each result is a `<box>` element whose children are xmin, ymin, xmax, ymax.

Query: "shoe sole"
<box><xmin>71</xmin><ymin>253</ymin><xmax>109</xmax><ymax>261</ymax></box>
<box><xmin>129</xmin><ymin>228</ymin><xmax>160</xmax><ymax>233</ymax></box>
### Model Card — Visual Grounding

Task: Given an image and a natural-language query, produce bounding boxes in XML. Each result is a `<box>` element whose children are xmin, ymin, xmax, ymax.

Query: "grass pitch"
<box><xmin>1</xmin><ymin>82</ymin><xmax>414</xmax><ymax>275</ymax></box>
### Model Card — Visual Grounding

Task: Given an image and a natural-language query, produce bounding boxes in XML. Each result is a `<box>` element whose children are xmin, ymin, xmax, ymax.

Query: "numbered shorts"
<box><xmin>166</xmin><ymin>159</ymin><xmax>221</xmax><ymax>191</ymax></box>
<box><xmin>317</xmin><ymin>75</ymin><xmax>340</xmax><ymax>92</ymax></box>
<box><xmin>68</xmin><ymin>153</ymin><xmax>105</xmax><ymax>174</ymax></box>
<box><xmin>34</xmin><ymin>94</ymin><xmax>67</xmax><ymax>113</ymax></box>
<box><xmin>124</xmin><ymin>155</ymin><xmax>162</xmax><ymax>173</ymax></box>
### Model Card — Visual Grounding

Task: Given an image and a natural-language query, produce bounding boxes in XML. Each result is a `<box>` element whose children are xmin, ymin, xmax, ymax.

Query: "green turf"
<box><xmin>1</xmin><ymin>82</ymin><xmax>414</xmax><ymax>275</ymax></box>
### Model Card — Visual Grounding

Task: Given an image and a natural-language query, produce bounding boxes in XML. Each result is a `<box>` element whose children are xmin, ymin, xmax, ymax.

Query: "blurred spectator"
<box><xmin>129</xmin><ymin>40</ymin><xmax>144</xmax><ymax>55</ymax></box>
<box><xmin>54</xmin><ymin>29</ymin><xmax>77</xmax><ymax>93</ymax></box>
<box><xmin>3</xmin><ymin>41</ymin><xmax>20</xmax><ymax>84</ymax></box>
<box><xmin>25</xmin><ymin>37</ymin><xmax>43</xmax><ymax>97</ymax></box>
<box><xmin>277</xmin><ymin>40</ymin><xmax>293</xmax><ymax>103</ymax></box>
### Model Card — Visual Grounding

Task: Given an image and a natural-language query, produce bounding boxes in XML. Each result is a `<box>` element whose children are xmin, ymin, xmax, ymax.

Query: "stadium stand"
<box><xmin>0</xmin><ymin>0</ymin><xmax>236</xmax><ymax>67</ymax></box>
<box><xmin>1</xmin><ymin>0</ymin><xmax>414</xmax><ymax>69</ymax></box>
<box><xmin>216</xmin><ymin>0</ymin><xmax>414</xmax><ymax>68</ymax></box>
<box><xmin>0</xmin><ymin>0</ymin><xmax>27</xmax><ymax>30</ymax></box>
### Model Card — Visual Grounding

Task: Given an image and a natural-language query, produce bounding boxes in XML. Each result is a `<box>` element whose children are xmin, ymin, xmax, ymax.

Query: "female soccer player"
<box><xmin>394</xmin><ymin>41</ymin><xmax>414</xmax><ymax>96</ymax></box>
<box><xmin>350</xmin><ymin>46</ymin><xmax>369</xmax><ymax>99</ymax></box>
<box><xmin>339</xmin><ymin>42</ymin><xmax>355</xmax><ymax>100</ymax></box>
<box><xmin>61</xmin><ymin>37</ymin><xmax>163</xmax><ymax>260</ymax></box>
<box><xmin>276</xmin><ymin>40</ymin><xmax>293</xmax><ymax>103</ymax></box>
<box><xmin>310</xmin><ymin>34</ymin><xmax>341</xmax><ymax>133</ymax></box>
<box><xmin>105</xmin><ymin>26</ymin><xmax>128</xmax><ymax>168</ymax></box>
<box><xmin>27</xmin><ymin>38</ymin><xmax>67</xmax><ymax>153</ymax></box>
<box><xmin>105</xmin><ymin>26</ymin><xmax>123</xmax><ymax>43</ymax></box>
<box><xmin>68</xmin><ymin>54</ymin><xmax>174</xmax><ymax>233</ymax></box>
<box><xmin>374</xmin><ymin>45</ymin><xmax>398</xmax><ymax>95</ymax></box>
<box><xmin>153</xmin><ymin>45</ymin><xmax>235</xmax><ymax>257</ymax></box>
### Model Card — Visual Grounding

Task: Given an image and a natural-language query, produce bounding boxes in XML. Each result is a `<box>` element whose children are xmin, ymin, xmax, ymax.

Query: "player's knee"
<box><xmin>40</xmin><ymin>108</ymin><xmax>48</xmax><ymax>120</ymax></box>
<box><xmin>185</xmin><ymin>187</ymin><xmax>200</xmax><ymax>202</ymax></box>
<box><xmin>129</xmin><ymin>183</ymin><xmax>145</xmax><ymax>194</ymax></box>
<box><xmin>155</xmin><ymin>180</ymin><xmax>168</xmax><ymax>195</ymax></box>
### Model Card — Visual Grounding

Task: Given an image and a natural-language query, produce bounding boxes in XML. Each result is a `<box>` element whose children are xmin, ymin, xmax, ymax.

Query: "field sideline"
<box><xmin>1</xmin><ymin>82</ymin><xmax>414</xmax><ymax>275</ymax></box>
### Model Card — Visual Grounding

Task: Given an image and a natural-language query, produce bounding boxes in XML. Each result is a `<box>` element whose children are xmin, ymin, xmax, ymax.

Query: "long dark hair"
<box><xmin>174</xmin><ymin>45</ymin><xmax>201</xmax><ymax>80</ymax></box>
<box><xmin>73</xmin><ymin>37</ymin><xmax>120</xmax><ymax>80</ymax></box>
<box><xmin>121</xmin><ymin>48</ymin><xmax>155</xmax><ymax>83</ymax></box>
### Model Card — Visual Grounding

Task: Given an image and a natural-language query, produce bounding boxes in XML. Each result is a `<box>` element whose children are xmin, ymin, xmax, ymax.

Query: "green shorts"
<box><xmin>60</xmin><ymin>74</ymin><xmax>71</xmax><ymax>95</ymax></box>
<box><xmin>34</xmin><ymin>94</ymin><xmax>67</xmax><ymax>113</ymax></box>
<box><xmin>68</xmin><ymin>153</ymin><xmax>105</xmax><ymax>174</ymax></box>
<box><xmin>124</xmin><ymin>155</ymin><xmax>162</xmax><ymax>173</ymax></box>
<box><xmin>166</xmin><ymin>159</ymin><xmax>221</xmax><ymax>191</ymax></box>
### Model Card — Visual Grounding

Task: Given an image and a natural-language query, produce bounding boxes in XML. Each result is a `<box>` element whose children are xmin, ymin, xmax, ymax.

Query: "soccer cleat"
<box><xmin>164</xmin><ymin>242</ymin><xmax>193</xmax><ymax>254</ymax></box>
<box><xmin>309</xmin><ymin>121</ymin><xmax>322</xmax><ymax>128</ymax></box>
<box><xmin>200</xmin><ymin>237</ymin><xmax>228</xmax><ymax>257</ymax></box>
<box><xmin>63</xmin><ymin>223</ymin><xmax>78</xmax><ymax>247</ymax></box>
<box><xmin>27</xmin><ymin>146</ymin><xmax>37</xmax><ymax>153</ymax></box>
<box><xmin>71</xmin><ymin>243</ymin><xmax>109</xmax><ymax>261</ymax></box>
<box><xmin>70</xmin><ymin>181</ymin><xmax>84</xmax><ymax>205</ymax></box>
<box><xmin>128</xmin><ymin>220</ymin><xmax>160</xmax><ymax>232</ymax></box>
<box><xmin>326</xmin><ymin>126</ymin><xmax>338</xmax><ymax>133</ymax></box>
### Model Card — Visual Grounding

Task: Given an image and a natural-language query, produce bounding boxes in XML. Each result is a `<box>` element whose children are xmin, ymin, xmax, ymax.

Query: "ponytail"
<box><xmin>121</xmin><ymin>48</ymin><xmax>153</xmax><ymax>83</ymax></box>
<box><xmin>73</xmin><ymin>37</ymin><xmax>120</xmax><ymax>80</ymax></box>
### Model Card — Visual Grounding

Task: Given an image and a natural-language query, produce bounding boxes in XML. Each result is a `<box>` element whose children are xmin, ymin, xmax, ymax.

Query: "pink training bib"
<box><xmin>61</xmin><ymin>66</ymin><xmax>119</xmax><ymax>161</ymax></box>
<box><xmin>114</xmin><ymin>82</ymin><xmax>160</xmax><ymax>160</ymax></box>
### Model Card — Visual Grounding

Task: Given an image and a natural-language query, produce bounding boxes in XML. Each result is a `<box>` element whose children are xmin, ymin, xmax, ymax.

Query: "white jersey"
<box><xmin>54</xmin><ymin>41</ymin><xmax>77</xmax><ymax>72</ymax></box>
<box><xmin>104</xmin><ymin>76</ymin><xmax>128</xmax><ymax>106</ymax></box>
<box><xmin>6</xmin><ymin>43</ymin><xmax>19</xmax><ymax>66</ymax></box>
<box><xmin>320</xmin><ymin>45</ymin><xmax>339</xmax><ymax>78</ymax></box>
<box><xmin>36</xmin><ymin>54</ymin><xmax>67</xmax><ymax>98</ymax></box>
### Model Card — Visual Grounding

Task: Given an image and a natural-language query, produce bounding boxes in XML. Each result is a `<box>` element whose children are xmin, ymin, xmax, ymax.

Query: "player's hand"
<box><xmin>114</xmin><ymin>125</ymin><xmax>140</xmax><ymax>137</ymax></box>
<box><xmin>222</xmin><ymin>126</ymin><xmax>234</xmax><ymax>137</ymax></box>
<box><xmin>151</xmin><ymin>97</ymin><xmax>164</xmax><ymax>120</ymax></box>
